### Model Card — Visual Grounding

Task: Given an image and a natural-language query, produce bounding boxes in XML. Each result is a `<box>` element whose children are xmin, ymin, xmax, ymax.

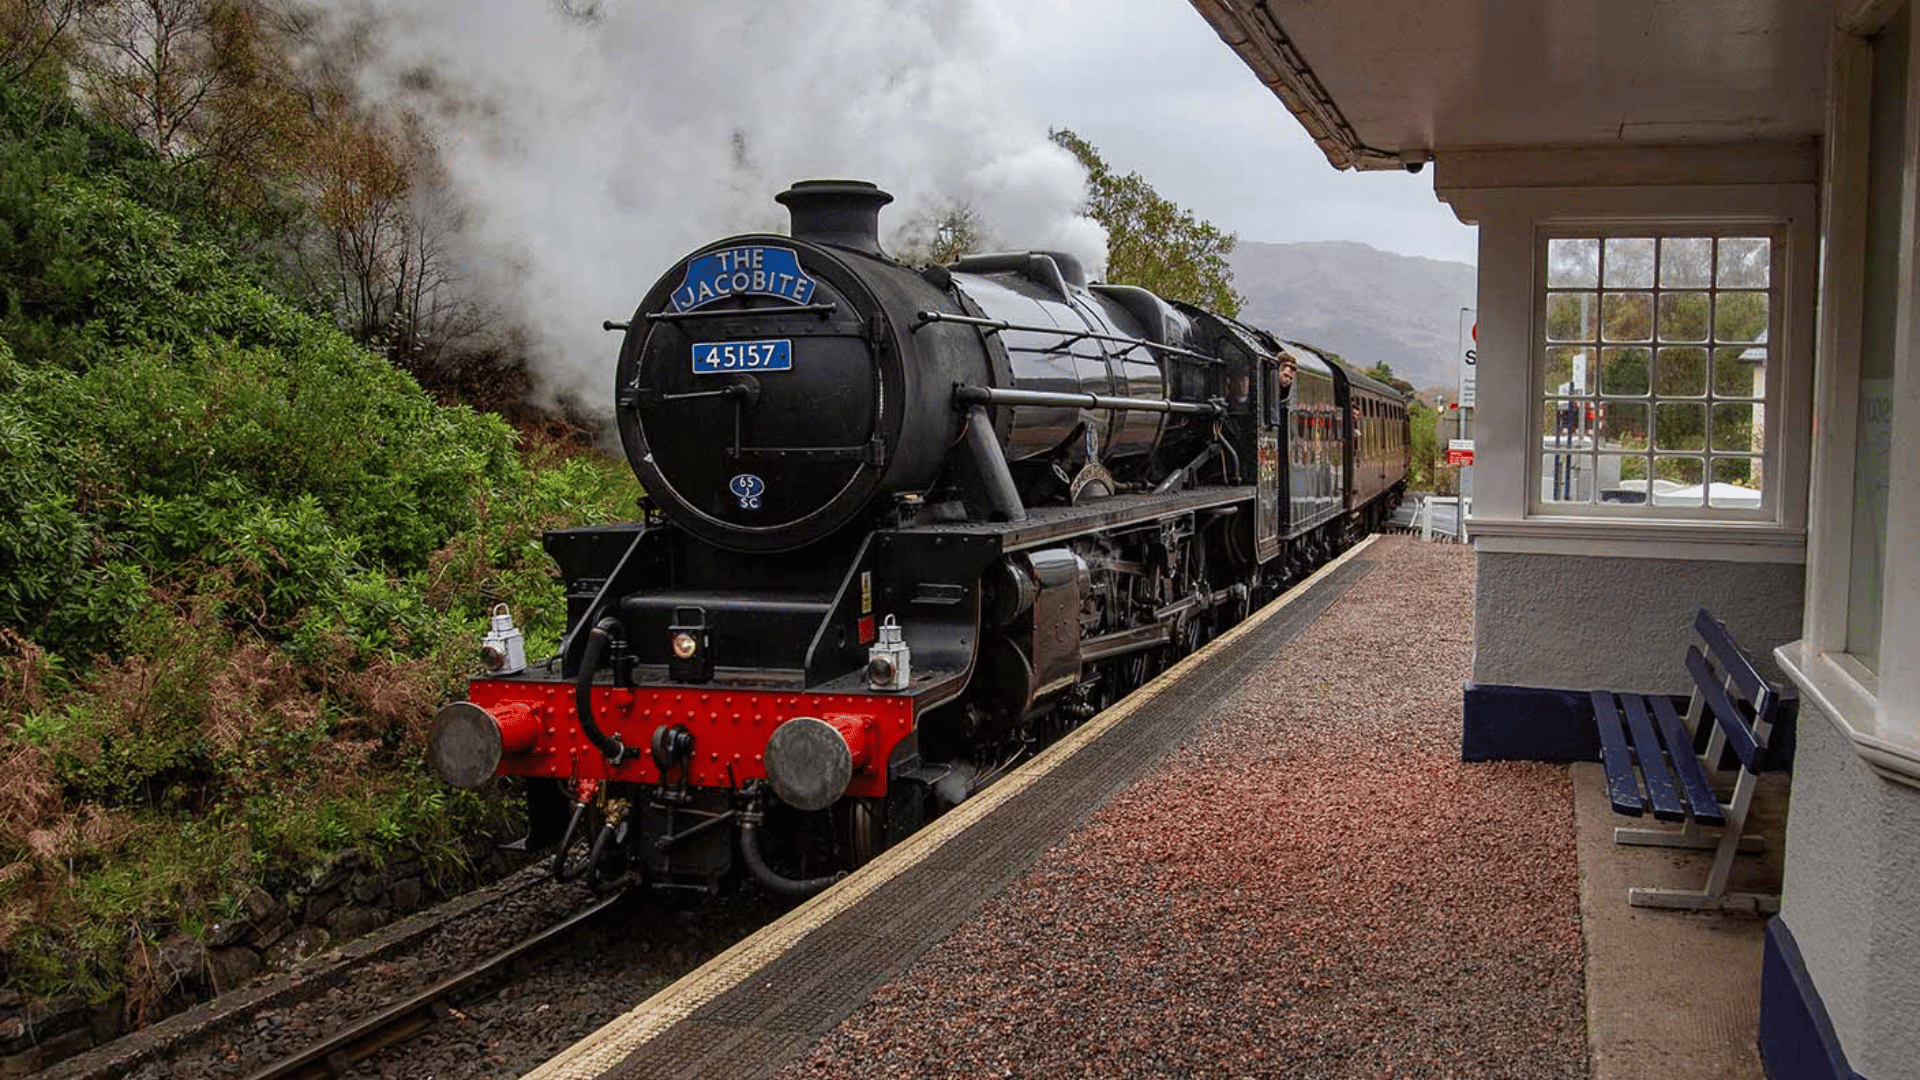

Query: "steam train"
<box><xmin>429</xmin><ymin>180</ymin><xmax>1409</xmax><ymax>896</ymax></box>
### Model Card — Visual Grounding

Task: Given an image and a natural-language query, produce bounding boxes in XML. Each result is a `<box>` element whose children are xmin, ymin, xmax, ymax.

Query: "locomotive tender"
<box><xmin>429</xmin><ymin>180</ymin><xmax>1409</xmax><ymax>895</ymax></box>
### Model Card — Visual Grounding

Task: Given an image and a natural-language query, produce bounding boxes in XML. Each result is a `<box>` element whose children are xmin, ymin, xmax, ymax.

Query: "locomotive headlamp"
<box><xmin>479</xmin><ymin>604</ymin><xmax>526</xmax><ymax>675</ymax></box>
<box><xmin>866</xmin><ymin>616</ymin><xmax>910</xmax><ymax>691</ymax></box>
<box><xmin>667</xmin><ymin>606</ymin><xmax>713</xmax><ymax>683</ymax></box>
<box><xmin>671</xmin><ymin>632</ymin><xmax>699</xmax><ymax>660</ymax></box>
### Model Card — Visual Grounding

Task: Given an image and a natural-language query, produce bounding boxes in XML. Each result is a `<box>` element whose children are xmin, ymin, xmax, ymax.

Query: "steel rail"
<box><xmin>240</xmin><ymin>891</ymin><xmax>626</xmax><ymax>1080</ymax></box>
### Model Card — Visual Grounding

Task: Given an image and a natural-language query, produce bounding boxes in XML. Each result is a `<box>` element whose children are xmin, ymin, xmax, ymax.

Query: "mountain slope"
<box><xmin>1228</xmin><ymin>240</ymin><xmax>1476</xmax><ymax>393</ymax></box>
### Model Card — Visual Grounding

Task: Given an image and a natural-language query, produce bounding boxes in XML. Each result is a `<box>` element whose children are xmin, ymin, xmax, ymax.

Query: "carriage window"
<box><xmin>1536</xmin><ymin>231</ymin><xmax>1780</xmax><ymax>517</ymax></box>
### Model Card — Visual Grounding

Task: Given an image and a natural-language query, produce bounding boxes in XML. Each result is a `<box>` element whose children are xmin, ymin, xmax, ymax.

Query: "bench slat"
<box><xmin>1589</xmin><ymin>691</ymin><xmax>1645</xmax><ymax>817</ymax></box>
<box><xmin>1622</xmin><ymin>694</ymin><xmax>1686</xmax><ymax>821</ymax></box>
<box><xmin>1649</xmin><ymin>694</ymin><xmax>1727</xmax><ymax>827</ymax></box>
<box><xmin>1686</xmin><ymin>646</ymin><xmax>1768</xmax><ymax>773</ymax></box>
<box><xmin>1693</xmin><ymin>609</ymin><xmax>1769</xmax><ymax>705</ymax></box>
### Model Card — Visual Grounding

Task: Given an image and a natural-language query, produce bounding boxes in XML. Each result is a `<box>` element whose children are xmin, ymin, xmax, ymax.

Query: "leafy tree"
<box><xmin>50</xmin><ymin>1</ymin><xmax>491</xmax><ymax>383</ymax></box>
<box><xmin>892</xmin><ymin>199</ymin><xmax>988</xmax><ymax>265</ymax></box>
<box><xmin>0</xmin><ymin>0</ymin><xmax>86</xmax><ymax>88</ymax></box>
<box><xmin>1407</xmin><ymin>397</ymin><xmax>1439</xmax><ymax>490</ymax></box>
<box><xmin>1362</xmin><ymin>361</ymin><xmax>1416</xmax><ymax>396</ymax></box>
<box><xmin>1051</xmin><ymin>128</ymin><xmax>1241</xmax><ymax>316</ymax></box>
<box><xmin>76</xmin><ymin>0</ymin><xmax>228</xmax><ymax>163</ymax></box>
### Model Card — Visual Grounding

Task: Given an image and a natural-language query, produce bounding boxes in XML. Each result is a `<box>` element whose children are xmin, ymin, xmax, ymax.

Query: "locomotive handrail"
<box><xmin>629</xmin><ymin>378</ymin><xmax>760</xmax><ymax>407</ymax></box>
<box><xmin>644</xmin><ymin>302</ymin><xmax>840</xmax><ymax>323</ymax></box>
<box><xmin>952</xmin><ymin>384</ymin><xmax>1224</xmax><ymax>417</ymax></box>
<box><xmin>912</xmin><ymin>310</ymin><xmax>1221</xmax><ymax>364</ymax></box>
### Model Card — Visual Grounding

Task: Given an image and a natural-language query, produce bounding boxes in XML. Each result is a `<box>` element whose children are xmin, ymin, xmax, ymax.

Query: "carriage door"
<box><xmin>1256</xmin><ymin>358</ymin><xmax>1282</xmax><ymax>562</ymax></box>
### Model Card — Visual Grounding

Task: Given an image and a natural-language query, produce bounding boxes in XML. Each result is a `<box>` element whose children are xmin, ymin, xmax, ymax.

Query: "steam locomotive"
<box><xmin>429</xmin><ymin>180</ymin><xmax>1409</xmax><ymax>895</ymax></box>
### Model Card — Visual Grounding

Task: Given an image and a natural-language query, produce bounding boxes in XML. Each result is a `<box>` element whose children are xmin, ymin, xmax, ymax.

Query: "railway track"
<box><xmin>239</xmin><ymin>891</ymin><xmax>627</xmax><ymax>1080</ymax></box>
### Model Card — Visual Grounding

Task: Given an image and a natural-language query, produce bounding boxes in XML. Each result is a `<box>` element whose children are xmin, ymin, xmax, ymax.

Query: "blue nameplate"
<box><xmin>671</xmin><ymin>246</ymin><xmax>817</xmax><ymax>312</ymax></box>
<box><xmin>692</xmin><ymin>339</ymin><xmax>793</xmax><ymax>374</ymax></box>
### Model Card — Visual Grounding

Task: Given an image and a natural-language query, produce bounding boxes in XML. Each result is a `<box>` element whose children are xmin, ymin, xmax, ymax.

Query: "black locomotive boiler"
<box><xmin>429</xmin><ymin>180</ymin><xmax>1409</xmax><ymax>895</ymax></box>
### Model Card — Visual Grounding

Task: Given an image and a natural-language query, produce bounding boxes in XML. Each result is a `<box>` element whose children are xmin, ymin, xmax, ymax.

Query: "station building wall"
<box><xmin>1759</xmin><ymin>12</ymin><xmax>1920</xmax><ymax>1077</ymax></box>
<box><xmin>1438</xmin><ymin>158</ymin><xmax>1818</xmax><ymax>765</ymax></box>
<box><xmin>1435</xmin><ymin>16</ymin><xmax>1920</xmax><ymax>1075</ymax></box>
<box><xmin>1191</xmin><ymin>1</ymin><xmax>1920</xmax><ymax>1074</ymax></box>
<box><xmin>1463</xmin><ymin>554</ymin><xmax>1805</xmax><ymax>762</ymax></box>
<box><xmin>1195</xmin><ymin>2</ymin><xmax>1920</xmax><ymax>1074</ymax></box>
<box><xmin>1472</xmin><ymin>553</ymin><xmax>1802</xmax><ymax>693</ymax></box>
<box><xmin>1769</xmin><ymin>712</ymin><xmax>1920</xmax><ymax>1080</ymax></box>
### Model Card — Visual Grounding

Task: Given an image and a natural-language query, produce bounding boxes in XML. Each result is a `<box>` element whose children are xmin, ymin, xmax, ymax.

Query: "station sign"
<box><xmin>1446</xmin><ymin>439</ymin><xmax>1475</xmax><ymax>467</ymax></box>
<box><xmin>1458</xmin><ymin>316</ymin><xmax>1477</xmax><ymax>409</ymax></box>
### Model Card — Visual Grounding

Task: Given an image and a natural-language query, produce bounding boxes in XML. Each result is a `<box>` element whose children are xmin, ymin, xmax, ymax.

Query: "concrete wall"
<box><xmin>1779</xmin><ymin>711</ymin><xmax>1920</xmax><ymax>1079</ymax></box>
<box><xmin>1472</xmin><ymin>551</ymin><xmax>1804</xmax><ymax>693</ymax></box>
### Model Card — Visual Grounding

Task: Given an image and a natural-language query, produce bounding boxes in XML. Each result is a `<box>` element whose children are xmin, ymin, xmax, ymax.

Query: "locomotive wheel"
<box><xmin>849</xmin><ymin>797</ymin><xmax>885</xmax><ymax>868</ymax></box>
<box><xmin>1092</xmin><ymin>671</ymin><xmax>1116</xmax><ymax>713</ymax></box>
<box><xmin>1180</xmin><ymin>617</ymin><xmax>1206</xmax><ymax>657</ymax></box>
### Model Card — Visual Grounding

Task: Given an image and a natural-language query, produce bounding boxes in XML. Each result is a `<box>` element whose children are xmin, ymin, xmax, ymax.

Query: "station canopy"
<box><xmin>1189</xmin><ymin>0</ymin><xmax>1829</xmax><ymax>170</ymax></box>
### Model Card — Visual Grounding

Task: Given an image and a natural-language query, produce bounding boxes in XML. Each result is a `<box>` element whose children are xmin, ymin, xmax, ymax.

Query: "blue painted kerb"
<box><xmin>1462</xmin><ymin>681</ymin><xmax>1795</xmax><ymax>770</ymax></box>
<box><xmin>1461</xmin><ymin>682</ymin><xmax>1599</xmax><ymax>762</ymax></box>
<box><xmin>1761</xmin><ymin>917</ymin><xmax>1860</xmax><ymax>1080</ymax></box>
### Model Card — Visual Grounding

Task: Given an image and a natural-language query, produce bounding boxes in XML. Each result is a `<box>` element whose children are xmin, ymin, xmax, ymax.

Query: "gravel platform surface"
<box><xmin>783</xmin><ymin>537</ymin><xmax>1588</xmax><ymax>1079</ymax></box>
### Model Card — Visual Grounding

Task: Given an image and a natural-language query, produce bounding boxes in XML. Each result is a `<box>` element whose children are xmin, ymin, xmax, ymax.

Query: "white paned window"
<box><xmin>1534</xmin><ymin>231</ymin><xmax>1782</xmax><ymax>519</ymax></box>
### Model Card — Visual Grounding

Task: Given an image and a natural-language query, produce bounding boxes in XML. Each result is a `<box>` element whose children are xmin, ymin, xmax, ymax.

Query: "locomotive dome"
<box><xmin>615</xmin><ymin>180</ymin><xmax>996</xmax><ymax>553</ymax></box>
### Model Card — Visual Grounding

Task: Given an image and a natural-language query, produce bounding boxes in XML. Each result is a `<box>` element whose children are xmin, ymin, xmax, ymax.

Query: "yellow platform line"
<box><xmin>522</xmin><ymin>535</ymin><xmax>1377</xmax><ymax>1080</ymax></box>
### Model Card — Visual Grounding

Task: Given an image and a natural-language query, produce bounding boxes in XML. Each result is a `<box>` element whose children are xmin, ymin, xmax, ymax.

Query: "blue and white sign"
<box><xmin>692</xmin><ymin>339</ymin><xmax>793</xmax><ymax>374</ymax></box>
<box><xmin>671</xmin><ymin>246</ymin><xmax>816</xmax><ymax>312</ymax></box>
<box><xmin>729</xmin><ymin>473</ymin><xmax>766</xmax><ymax>510</ymax></box>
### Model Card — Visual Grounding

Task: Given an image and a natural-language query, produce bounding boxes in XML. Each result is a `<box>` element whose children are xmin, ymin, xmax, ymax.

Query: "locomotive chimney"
<box><xmin>776</xmin><ymin>179</ymin><xmax>893</xmax><ymax>256</ymax></box>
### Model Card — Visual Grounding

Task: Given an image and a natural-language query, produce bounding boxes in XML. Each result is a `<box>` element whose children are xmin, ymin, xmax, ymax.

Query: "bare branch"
<box><xmin>1</xmin><ymin>0</ymin><xmax>86</xmax><ymax>86</ymax></box>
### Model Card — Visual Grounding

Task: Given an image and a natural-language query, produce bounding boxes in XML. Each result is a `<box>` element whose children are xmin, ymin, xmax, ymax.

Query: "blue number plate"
<box><xmin>691</xmin><ymin>339</ymin><xmax>792</xmax><ymax>374</ymax></box>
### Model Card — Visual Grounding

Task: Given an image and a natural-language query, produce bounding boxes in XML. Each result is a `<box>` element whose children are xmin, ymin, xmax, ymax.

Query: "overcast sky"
<box><xmin>981</xmin><ymin>0</ymin><xmax>1480</xmax><ymax>267</ymax></box>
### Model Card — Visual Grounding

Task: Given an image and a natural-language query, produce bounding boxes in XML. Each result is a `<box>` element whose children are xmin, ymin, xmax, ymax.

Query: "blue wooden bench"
<box><xmin>1589</xmin><ymin>609</ymin><xmax>1782</xmax><ymax>913</ymax></box>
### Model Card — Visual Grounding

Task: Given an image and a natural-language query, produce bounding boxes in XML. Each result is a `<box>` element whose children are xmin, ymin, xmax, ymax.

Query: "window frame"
<box><xmin>1434</xmin><ymin>173</ymin><xmax>1815</xmax><ymax>566</ymax></box>
<box><xmin>1528</xmin><ymin>223</ymin><xmax>1789</xmax><ymax>522</ymax></box>
<box><xmin>1777</xmin><ymin>1</ymin><xmax>1920</xmax><ymax>788</ymax></box>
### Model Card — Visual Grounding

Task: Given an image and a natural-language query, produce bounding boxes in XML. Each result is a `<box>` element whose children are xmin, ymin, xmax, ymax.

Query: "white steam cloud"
<box><xmin>329</xmin><ymin>0</ymin><xmax>1106</xmax><ymax>407</ymax></box>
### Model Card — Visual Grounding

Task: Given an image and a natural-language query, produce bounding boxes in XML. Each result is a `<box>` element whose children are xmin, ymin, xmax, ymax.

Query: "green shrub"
<box><xmin>0</xmin><ymin>76</ymin><xmax>643</xmax><ymax>1003</ymax></box>
<box><xmin>1</xmin><ymin>170</ymin><xmax>520</xmax><ymax>658</ymax></box>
